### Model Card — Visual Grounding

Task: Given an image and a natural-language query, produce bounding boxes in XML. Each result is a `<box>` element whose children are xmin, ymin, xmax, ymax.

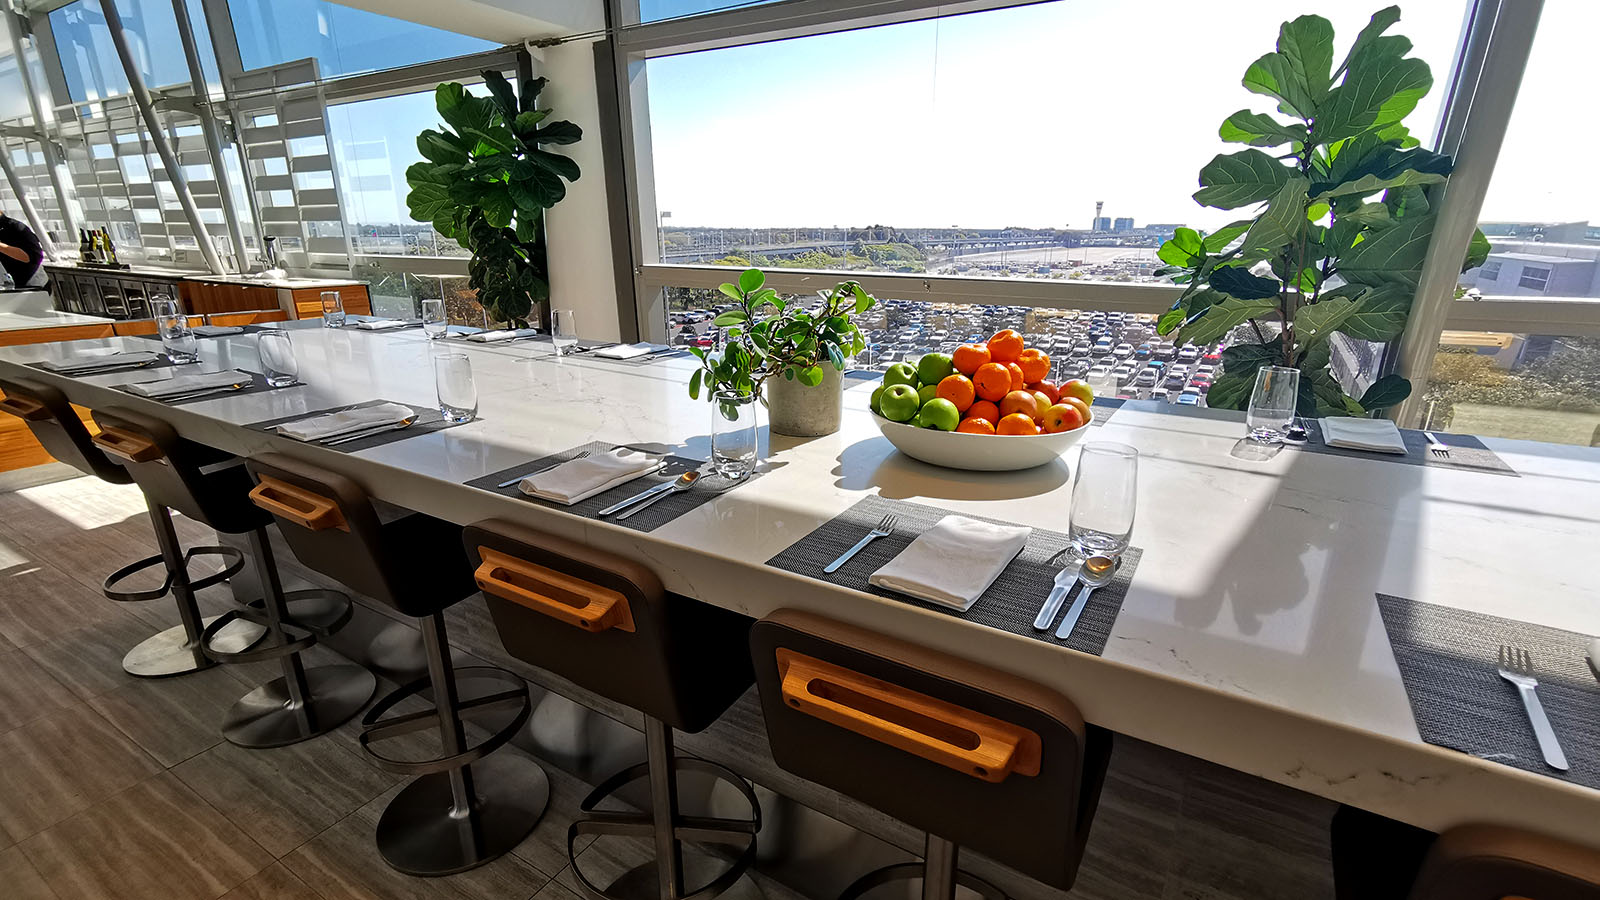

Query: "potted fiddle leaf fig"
<box><xmin>1155</xmin><ymin>6</ymin><xmax>1489</xmax><ymax>416</ymax></box>
<box><xmin>405</xmin><ymin>70</ymin><xmax>581</xmax><ymax>328</ymax></box>
<box><xmin>687</xmin><ymin>268</ymin><xmax>876</xmax><ymax>436</ymax></box>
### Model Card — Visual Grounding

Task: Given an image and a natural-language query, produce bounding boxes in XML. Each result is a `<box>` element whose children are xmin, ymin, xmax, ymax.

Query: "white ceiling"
<box><xmin>326</xmin><ymin>0</ymin><xmax>603</xmax><ymax>43</ymax></box>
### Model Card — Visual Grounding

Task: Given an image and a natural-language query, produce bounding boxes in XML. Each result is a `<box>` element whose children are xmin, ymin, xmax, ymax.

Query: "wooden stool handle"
<box><xmin>0</xmin><ymin>394</ymin><xmax>50</xmax><ymax>421</ymax></box>
<box><xmin>91</xmin><ymin>426</ymin><xmax>163</xmax><ymax>462</ymax></box>
<box><xmin>473</xmin><ymin>547</ymin><xmax>634</xmax><ymax>633</ymax></box>
<box><xmin>776</xmin><ymin>648</ymin><xmax>1041</xmax><ymax>783</ymax></box>
<box><xmin>248</xmin><ymin>475</ymin><xmax>349</xmax><ymax>532</ymax></box>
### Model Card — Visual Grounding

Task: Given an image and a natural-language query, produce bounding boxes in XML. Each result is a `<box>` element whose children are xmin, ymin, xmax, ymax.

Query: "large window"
<box><xmin>328</xmin><ymin>90</ymin><xmax>463</xmax><ymax>259</ymax></box>
<box><xmin>641</xmin><ymin>1</ymin><xmax>1467</xmax><ymax>284</ymax></box>
<box><xmin>227</xmin><ymin>0</ymin><xmax>497</xmax><ymax>78</ymax></box>
<box><xmin>50</xmin><ymin>0</ymin><xmax>199</xmax><ymax>101</ymax></box>
<box><xmin>1425</xmin><ymin>332</ymin><xmax>1600</xmax><ymax>446</ymax></box>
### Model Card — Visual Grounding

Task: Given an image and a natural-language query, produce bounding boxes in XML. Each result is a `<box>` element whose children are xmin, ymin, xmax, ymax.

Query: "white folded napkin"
<box><xmin>192</xmin><ymin>325</ymin><xmax>244</xmax><ymax>337</ymax></box>
<box><xmin>123</xmin><ymin>368</ymin><xmax>251</xmax><ymax>399</ymax></box>
<box><xmin>464</xmin><ymin>329</ymin><xmax>537</xmax><ymax>343</ymax></box>
<box><xmin>868</xmin><ymin>515</ymin><xmax>1031</xmax><ymax>611</ymax></box>
<box><xmin>594</xmin><ymin>342</ymin><xmax>668</xmax><ymax>360</ymax></box>
<box><xmin>519</xmin><ymin>448</ymin><xmax>662</xmax><ymax>505</ymax></box>
<box><xmin>355</xmin><ymin>319</ymin><xmax>410</xmax><ymax>331</ymax></box>
<box><xmin>39</xmin><ymin>350</ymin><xmax>161</xmax><ymax>372</ymax></box>
<box><xmin>276</xmin><ymin>402</ymin><xmax>415</xmax><ymax>441</ymax></box>
<box><xmin>1320</xmin><ymin>417</ymin><xmax>1408</xmax><ymax>454</ymax></box>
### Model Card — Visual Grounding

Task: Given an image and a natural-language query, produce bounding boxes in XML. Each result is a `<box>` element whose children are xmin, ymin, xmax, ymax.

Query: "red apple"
<box><xmin>1041</xmin><ymin>402</ymin><xmax>1086</xmax><ymax>433</ymax></box>
<box><xmin>1028</xmin><ymin>380</ymin><xmax>1061</xmax><ymax>404</ymax></box>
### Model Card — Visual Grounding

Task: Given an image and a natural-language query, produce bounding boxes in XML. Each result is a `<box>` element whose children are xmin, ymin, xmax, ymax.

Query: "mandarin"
<box><xmin>967</xmin><ymin>399</ymin><xmax>1000</xmax><ymax>423</ymax></box>
<box><xmin>936</xmin><ymin>374</ymin><xmax>976</xmax><ymax>412</ymax></box>
<box><xmin>973</xmin><ymin>363</ymin><xmax>1012</xmax><ymax>402</ymax></box>
<box><xmin>951</xmin><ymin>344</ymin><xmax>990</xmax><ymax>376</ymax></box>
<box><xmin>1005</xmin><ymin>362</ymin><xmax>1027</xmax><ymax>392</ymax></box>
<box><xmin>997</xmin><ymin>413</ymin><xmax>1040</xmax><ymax>436</ymax></box>
<box><xmin>956</xmin><ymin>417</ymin><xmax>996</xmax><ymax>435</ymax></box>
<box><xmin>1017</xmin><ymin>348</ymin><xmax>1050</xmax><ymax>383</ymax></box>
<box><xmin>987</xmin><ymin>329</ymin><xmax>1024</xmax><ymax>363</ymax></box>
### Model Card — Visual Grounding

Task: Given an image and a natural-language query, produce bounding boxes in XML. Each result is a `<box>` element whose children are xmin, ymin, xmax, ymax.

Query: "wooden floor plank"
<box><xmin>0</xmin><ymin>649</ymin><xmax>78</xmax><ymax>736</ymax></box>
<box><xmin>86</xmin><ymin>662</ymin><xmax>257</xmax><ymax>768</ymax></box>
<box><xmin>0</xmin><ymin>703</ymin><xmax>163</xmax><ymax>845</ymax></box>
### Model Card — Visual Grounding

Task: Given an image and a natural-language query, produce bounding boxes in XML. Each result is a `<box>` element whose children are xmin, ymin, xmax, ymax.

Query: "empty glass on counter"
<box><xmin>551</xmin><ymin>308</ymin><xmax>578</xmax><ymax>356</ymax></box>
<box><xmin>321</xmin><ymin>290</ymin><xmax>346</xmax><ymax>328</ymax></box>
<box><xmin>710</xmin><ymin>389</ymin><xmax>759</xmax><ymax>481</ymax></box>
<box><xmin>257</xmin><ymin>331</ymin><xmax>298</xmax><ymax>387</ymax></box>
<box><xmin>1069</xmin><ymin>441</ymin><xmax>1138</xmax><ymax>558</ymax></box>
<box><xmin>434</xmin><ymin>353</ymin><xmax>477</xmax><ymax>424</ymax></box>
<box><xmin>151</xmin><ymin>295</ymin><xmax>197</xmax><ymax>364</ymax></box>
<box><xmin>1246</xmin><ymin>366</ymin><xmax>1300</xmax><ymax>444</ymax></box>
<box><xmin>421</xmin><ymin>298</ymin><xmax>447</xmax><ymax>340</ymax></box>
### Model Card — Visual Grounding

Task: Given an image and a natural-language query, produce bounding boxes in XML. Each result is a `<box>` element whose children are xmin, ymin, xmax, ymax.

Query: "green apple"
<box><xmin>879</xmin><ymin>383</ymin><xmax>920</xmax><ymax>422</ymax></box>
<box><xmin>916</xmin><ymin>352</ymin><xmax>954</xmax><ymax>386</ymax></box>
<box><xmin>869</xmin><ymin>385</ymin><xmax>884</xmax><ymax>415</ymax></box>
<box><xmin>917</xmin><ymin>398</ymin><xmax>960</xmax><ymax>431</ymax></box>
<box><xmin>917</xmin><ymin>383</ymin><xmax>940</xmax><ymax>407</ymax></box>
<box><xmin>883</xmin><ymin>362</ymin><xmax>919</xmax><ymax>389</ymax></box>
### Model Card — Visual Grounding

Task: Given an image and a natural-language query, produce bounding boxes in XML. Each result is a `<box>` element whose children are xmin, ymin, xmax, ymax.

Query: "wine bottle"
<box><xmin>101</xmin><ymin>228</ymin><xmax>118</xmax><ymax>266</ymax></box>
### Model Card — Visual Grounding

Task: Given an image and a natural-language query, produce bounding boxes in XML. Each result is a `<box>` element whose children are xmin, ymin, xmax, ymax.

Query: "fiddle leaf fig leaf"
<box><xmin>1194</xmin><ymin>149</ymin><xmax>1294</xmax><ymax>209</ymax></box>
<box><xmin>1205</xmin><ymin>372</ymin><xmax>1256</xmax><ymax>411</ymax></box>
<box><xmin>1277</xmin><ymin>14</ymin><xmax>1336</xmax><ymax>100</ymax></box>
<box><xmin>1210</xmin><ymin>265</ymin><xmax>1281</xmax><ymax>300</ymax></box>
<box><xmin>1293</xmin><ymin>296</ymin><xmax>1357</xmax><ymax>343</ymax></box>
<box><xmin>1218</xmin><ymin>110</ymin><xmax>1308</xmax><ymax>147</ymax></box>
<box><xmin>1158</xmin><ymin>227</ymin><xmax>1205</xmax><ymax>267</ymax></box>
<box><xmin>1177</xmin><ymin>296</ymin><xmax>1279</xmax><ymax>347</ymax></box>
<box><xmin>1336</xmin><ymin>6</ymin><xmax>1402</xmax><ymax>79</ymax></box>
<box><xmin>1318</xmin><ymin>42</ymin><xmax>1432</xmax><ymax>143</ymax></box>
<box><xmin>1338</xmin><ymin>211</ymin><xmax>1437</xmax><ymax>287</ymax></box>
<box><xmin>1337</xmin><ymin>284</ymin><xmax>1412</xmax><ymax>341</ymax></box>
<box><xmin>1463</xmin><ymin>228</ymin><xmax>1492</xmax><ymax>273</ymax></box>
<box><xmin>1358</xmin><ymin>373</ymin><xmax>1412</xmax><ymax>411</ymax></box>
<box><xmin>1240</xmin><ymin>176</ymin><xmax>1310</xmax><ymax>252</ymax></box>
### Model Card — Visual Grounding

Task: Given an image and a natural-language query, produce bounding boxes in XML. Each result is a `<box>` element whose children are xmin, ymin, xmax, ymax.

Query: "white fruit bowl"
<box><xmin>870</xmin><ymin>409</ymin><xmax>1092</xmax><ymax>471</ymax></box>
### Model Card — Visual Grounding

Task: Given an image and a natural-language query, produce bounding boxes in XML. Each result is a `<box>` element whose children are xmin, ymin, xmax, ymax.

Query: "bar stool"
<box><xmin>463</xmin><ymin>519</ymin><xmax>761</xmax><ymax>900</ymax></box>
<box><xmin>87</xmin><ymin>407</ymin><xmax>372</xmax><ymax>742</ymax></box>
<box><xmin>749</xmin><ymin>610</ymin><xmax>1112</xmax><ymax>900</ymax></box>
<box><xmin>0</xmin><ymin>377</ymin><xmax>258</xmax><ymax>677</ymax></box>
<box><xmin>1407</xmin><ymin>825</ymin><xmax>1600</xmax><ymax>899</ymax></box>
<box><xmin>246</xmin><ymin>454</ymin><xmax>545</xmax><ymax>876</ymax></box>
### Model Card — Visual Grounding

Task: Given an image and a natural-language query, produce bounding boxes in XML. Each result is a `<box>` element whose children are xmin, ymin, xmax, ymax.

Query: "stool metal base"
<box><xmin>838</xmin><ymin>835</ymin><xmax>1006</xmax><ymax>900</ymax></box>
<box><xmin>221</xmin><ymin>663</ymin><xmax>375</xmax><ymax>749</ymax></box>
<box><xmin>375</xmin><ymin>753</ymin><xmax>550</xmax><ymax>877</ymax></box>
<box><xmin>122</xmin><ymin>615</ymin><xmax>266</xmax><ymax>678</ymax></box>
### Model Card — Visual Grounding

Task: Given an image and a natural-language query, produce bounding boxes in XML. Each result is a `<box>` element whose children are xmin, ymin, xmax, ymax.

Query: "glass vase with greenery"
<box><xmin>1154</xmin><ymin>6</ymin><xmax>1489</xmax><ymax>417</ymax></box>
<box><xmin>687</xmin><ymin>268</ymin><xmax>875</xmax><ymax>420</ymax></box>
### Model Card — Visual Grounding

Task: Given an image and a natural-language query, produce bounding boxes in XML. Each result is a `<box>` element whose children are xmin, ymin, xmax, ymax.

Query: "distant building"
<box><xmin>1459</xmin><ymin>241</ymin><xmax>1600</xmax><ymax>298</ymax></box>
<box><xmin>1144</xmin><ymin>223</ymin><xmax>1183</xmax><ymax>242</ymax></box>
<box><xmin>1113</xmin><ymin>217</ymin><xmax>1134</xmax><ymax>233</ymax></box>
<box><xmin>1478</xmin><ymin>221</ymin><xmax>1595</xmax><ymax>244</ymax></box>
<box><xmin>1092</xmin><ymin>216</ymin><xmax>1111</xmax><ymax>232</ymax></box>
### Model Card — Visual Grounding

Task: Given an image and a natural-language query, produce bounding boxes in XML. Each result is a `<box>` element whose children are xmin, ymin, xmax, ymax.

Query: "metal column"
<box><xmin>2</xmin><ymin>12</ymin><xmax>74</xmax><ymax>250</ymax></box>
<box><xmin>0</xmin><ymin>140</ymin><xmax>57</xmax><ymax>260</ymax></box>
<box><xmin>170</xmin><ymin>0</ymin><xmax>249</xmax><ymax>271</ymax></box>
<box><xmin>97</xmin><ymin>0</ymin><xmax>226</xmax><ymax>275</ymax></box>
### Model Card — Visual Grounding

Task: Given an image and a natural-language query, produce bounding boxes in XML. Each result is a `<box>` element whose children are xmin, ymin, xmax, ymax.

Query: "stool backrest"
<box><xmin>0</xmin><ymin>377</ymin><xmax>131</xmax><ymax>484</ymax></box>
<box><xmin>88</xmin><ymin>406</ymin><xmax>262</xmax><ymax>533</ymax></box>
<box><xmin>463</xmin><ymin>518</ymin><xmax>754</xmax><ymax>734</ymax></box>
<box><xmin>749</xmin><ymin>609</ymin><xmax>1108</xmax><ymax>891</ymax></box>
<box><xmin>1409</xmin><ymin>826</ymin><xmax>1600</xmax><ymax>900</ymax></box>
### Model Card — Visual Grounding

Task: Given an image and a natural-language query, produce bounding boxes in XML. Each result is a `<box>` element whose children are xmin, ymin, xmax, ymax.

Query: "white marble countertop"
<box><xmin>3</xmin><ymin>324</ymin><xmax>1598</xmax><ymax>842</ymax></box>
<box><xmin>44</xmin><ymin>262</ymin><xmax>362</xmax><ymax>290</ymax></box>
<box><xmin>0</xmin><ymin>290</ymin><xmax>109</xmax><ymax>332</ymax></box>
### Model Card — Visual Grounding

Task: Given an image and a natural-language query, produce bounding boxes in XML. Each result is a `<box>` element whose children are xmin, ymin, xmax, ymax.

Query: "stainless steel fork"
<box><xmin>1497</xmin><ymin>644</ymin><xmax>1568</xmax><ymax>771</ymax></box>
<box><xmin>1423</xmin><ymin>431</ymin><xmax>1451</xmax><ymax>459</ymax></box>
<box><xmin>824</xmin><ymin>513</ymin><xmax>898</xmax><ymax>574</ymax></box>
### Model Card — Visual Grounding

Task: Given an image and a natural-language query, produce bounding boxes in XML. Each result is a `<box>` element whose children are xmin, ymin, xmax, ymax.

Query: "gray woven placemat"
<box><xmin>245</xmin><ymin>399</ymin><xmax>463</xmax><ymax>452</ymax></box>
<box><xmin>30</xmin><ymin>355</ymin><xmax>179</xmax><ymax>377</ymax></box>
<box><xmin>578</xmin><ymin>345</ymin><xmax>692</xmax><ymax>367</ymax></box>
<box><xmin>1376</xmin><ymin>593</ymin><xmax>1600</xmax><ymax>789</ymax></box>
<box><xmin>465</xmin><ymin>440</ymin><xmax>758</xmax><ymax>533</ymax></box>
<box><xmin>112</xmin><ymin>369</ymin><xmax>303</xmax><ymax>406</ymax></box>
<box><xmin>765</xmin><ymin>495</ymin><xmax>1140</xmax><ymax>656</ymax></box>
<box><xmin>131</xmin><ymin>323</ymin><xmax>283</xmax><ymax>341</ymax></box>
<box><xmin>1301</xmin><ymin>421</ymin><xmax>1516</xmax><ymax>476</ymax></box>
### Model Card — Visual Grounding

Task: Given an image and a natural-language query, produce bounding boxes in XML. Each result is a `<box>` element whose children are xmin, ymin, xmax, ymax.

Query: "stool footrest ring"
<box><xmin>245</xmin><ymin>588</ymin><xmax>354</xmax><ymax>638</ymax></box>
<box><xmin>358</xmin><ymin>666</ymin><xmax>531</xmax><ymax>777</ymax></box>
<box><xmin>839</xmin><ymin>861</ymin><xmax>1006</xmax><ymax>900</ymax></box>
<box><xmin>102</xmin><ymin>545</ymin><xmax>245</xmax><ymax>603</ymax></box>
<box><xmin>201</xmin><ymin>607</ymin><xmax>317</xmax><ymax>664</ymax></box>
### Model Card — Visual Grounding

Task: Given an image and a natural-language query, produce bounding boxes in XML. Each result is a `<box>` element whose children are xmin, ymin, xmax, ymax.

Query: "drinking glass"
<box><xmin>1246</xmin><ymin>366</ymin><xmax>1301</xmax><ymax>444</ymax></box>
<box><xmin>551</xmin><ymin>308</ymin><xmax>578</xmax><ymax>356</ymax></box>
<box><xmin>257</xmin><ymin>331</ymin><xmax>297</xmax><ymax>387</ymax></box>
<box><xmin>152</xmin><ymin>295</ymin><xmax>197</xmax><ymax>364</ymax></box>
<box><xmin>321</xmin><ymin>290</ymin><xmax>346</xmax><ymax>328</ymax></box>
<box><xmin>710</xmin><ymin>389</ymin><xmax>758</xmax><ymax>480</ymax></box>
<box><xmin>421</xmin><ymin>298</ymin><xmax>447</xmax><ymax>340</ymax></box>
<box><xmin>1069</xmin><ymin>441</ymin><xmax>1138</xmax><ymax>558</ymax></box>
<box><xmin>434</xmin><ymin>353</ymin><xmax>477</xmax><ymax>424</ymax></box>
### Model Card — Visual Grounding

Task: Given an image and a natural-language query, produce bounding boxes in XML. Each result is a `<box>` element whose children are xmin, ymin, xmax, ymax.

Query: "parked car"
<box><xmin>1178</xmin><ymin>345</ymin><xmax>1201</xmax><ymax>362</ymax></box>
<box><xmin>1176</xmin><ymin>393</ymin><xmax>1201</xmax><ymax>406</ymax></box>
<box><xmin>1133</xmin><ymin>369</ymin><xmax>1159</xmax><ymax>388</ymax></box>
<box><xmin>1113</xmin><ymin>343</ymin><xmax>1135</xmax><ymax>358</ymax></box>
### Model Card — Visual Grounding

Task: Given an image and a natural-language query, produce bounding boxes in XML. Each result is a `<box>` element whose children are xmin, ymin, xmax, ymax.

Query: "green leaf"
<box><xmin>1158</xmin><ymin>227</ymin><xmax>1205</xmax><ymax>267</ymax></box>
<box><xmin>1342</xmin><ymin>202</ymin><xmax>1391</xmax><ymax>227</ymax></box>
<box><xmin>482</xmin><ymin>70</ymin><xmax>519</xmax><ymax>119</ymax></box>
<box><xmin>1293</xmin><ymin>296</ymin><xmax>1357</xmax><ymax>343</ymax></box>
<box><xmin>1193</xmin><ymin>149</ymin><xmax>1294</xmax><ymax>209</ymax></box>
<box><xmin>1240</xmin><ymin>176</ymin><xmax>1310</xmax><ymax>252</ymax></box>
<box><xmin>417</xmin><ymin>129</ymin><xmax>467</xmax><ymax>165</ymax></box>
<box><xmin>738</xmin><ymin>268</ymin><xmax>765</xmax><ymax>294</ymax></box>
<box><xmin>435</xmin><ymin>83</ymin><xmax>497</xmax><ymax>137</ymax></box>
<box><xmin>405</xmin><ymin>180</ymin><xmax>452</xmax><ymax>223</ymax></box>
<box><xmin>1463</xmin><ymin>228</ymin><xmax>1491</xmax><ymax>273</ymax></box>
<box><xmin>1335</xmin><ymin>6</ymin><xmax>1401</xmax><ymax>79</ymax></box>
<box><xmin>509</xmin><ymin>162</ymin><xmax>567</xmax><ymax>208</ymax></box>
<box><xmin>1221</xmin><ymin>339</ymin><xmax>1283</xmax><ymax>375</ymax></box>
<box><xmin>1299</xmin><ymin>366</ymin><xmax>1352</xmax><ymax>417</ymax></box>
<box><xmin>689</xmin><ymin>368</ymin><xmax>703</xmax><ymax>400</ymax></box>
<box><xmin>1205</xmin><ymin>372</ymin><xmax>1256</xmax><ymax>411</ymax></box>
<box><xmin>513</xmin><ymin>109</ymin><xmax>548</xmax><ymax>135</ymax></box>
<box><xmin>713</xmin><ymin>310</ymin><xmax>747</xmax><ymax>326</ymax></box>
<box><xmin>1202</xmin><ymin>221</ymin><xmax>1253</xmax><ymax>252</ymax></box>
<box><xmin>1339</xmin><ymin>212</ymin><xmax>1437</xmax><ymax>287</ymax></box>
<box><xmin>529</xmin><ymin>149</ymin><xmax>581</xmax><ymax>182</ymax></box>
<box><xmin>535</xmin><ymin>120</ymin><xmax>583</xmax><ymax>145</ymax></box>
<box><xmin>1306</xmin><ymin>200</ymin><xmax>1330</xmax><ymax>222</ymax></box>
<box><xmin>717</xmin><ymin>283</ymin><xmax>742</xmax><ymax>302</ymax></box>
<box><xmin>1277</xmin><ymin>14</ymin><xmax>1336</xmax><ymax>101</ymax></box>
<box><xmin>480</xmin><ymin>188</ymin><xmax>514</xmax><ymax>228</ymax></box>
<box><xmin>1156</xmin><ymin>308</ymin><xmax>1185</xmax><ymax>335</ymax></box>
<box><xmin>1209</xmin><ymin>265</ymin><xmax>1281</xmax><ymax>300</ymax></box>
<box><xmin>1177</xmin><ymin>296</ymin><xmax>1279</xmax><ymax>347</ymax></box>
<box><xmin>1243</xmin><ymin>53</ymin><xmax>1317</xmax><ymax>120</ymax></box>
<box><xmin>1358</xmin><ymin>373</ymin><xmax>1411</xmax><ymax>411</ymax></box>
<box><xmin>1218</xmin><ymin>110</ymin><xmax>1309</xmax><ymax>148</ymax></box>
<box><xmin>800</xmin><ymin>366</ymin><xmax>825</xmax><ymax>387</ymax></box>
<box><xmin>462</xmin><ymin>125</ymin><xmax>514</xmax><ymax>155</ymax></box>
<box><xmin>1317</xmin><ymin>47</ymin><xmax>1432</xmax><ymax>143</ymax></box>
<box><xmin>1337</xmin><ymin>283</ymin><xmax>1412</xmax><ymax>341</ymax></box>
<box><xmin>519</xmin><ymin>76</ymin><xmax>547</xmax><ymax>112</ymax></box>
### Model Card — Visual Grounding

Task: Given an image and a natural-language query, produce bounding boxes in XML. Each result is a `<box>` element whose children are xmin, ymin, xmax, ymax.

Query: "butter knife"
<box><xmin>1033</xmin><ymin>567</ymin><xmax>1080</xmax><ymax>631</ymax></box>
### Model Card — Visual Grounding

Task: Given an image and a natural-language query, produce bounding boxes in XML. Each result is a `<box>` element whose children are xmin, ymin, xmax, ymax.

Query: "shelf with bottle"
<box><xmin>76</xmin><ymin>226</ymin><xmax>130</xmax><ymax>270</ymax></box>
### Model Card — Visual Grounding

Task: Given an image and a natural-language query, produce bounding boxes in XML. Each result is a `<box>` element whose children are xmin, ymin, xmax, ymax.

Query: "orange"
<box><xmin>935</xmin><ymin>374</ymin><xmax>975</xmax><ymax>412</ymax></box>
<box><xmin>1005</xmin><ymin>362</ymin><xmax>1027</xmax><ymax>392</ymax></box>
<box><xmin>1061</xmin><ymin>396</ymin><xmax>1091</xmax><ymax>422</ymax></box>
<box><xmin>987</xmin><ymin>329</ymin><xmax>1024</xmax><ymax>363</ymax></box>
<box><xmin>967</xmin><ymin>399</ymin><xmax>1000</xmax><ymax>423</ymax></box>
<box><xmin>997</xmin><ymin>413</ymin><xmax>1040</xmax><ymax>436</ymax></box>
<box><xmin>1017</xmin><ymin>348</ymin><xmax>1050</xmax><ymax>383</ymax></box>
<box><xmin>973</xmin><ymin>363</ymin><xmax>1012</xmax><ymax>402</ymax></box>
<box><xmin>951</xmin><ymin>344</ymin><xmax>990</xmax><ymax>376</ymax></box>
<box><xmin>956</xmin><ymin>417</ymin><xmax>996</xmax><ymax>435</ymax></box>
<box><xmin>998</xmin><ymin>390</ymin><xmax>1039</xmax><ymax>422</ymax></box>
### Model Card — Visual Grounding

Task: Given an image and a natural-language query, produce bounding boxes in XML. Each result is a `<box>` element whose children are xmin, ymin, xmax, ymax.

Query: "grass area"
<box><xmin>1447</xmin><ymin>402</ymin><xmax>1600</xmax><ymax>446</ymax></box>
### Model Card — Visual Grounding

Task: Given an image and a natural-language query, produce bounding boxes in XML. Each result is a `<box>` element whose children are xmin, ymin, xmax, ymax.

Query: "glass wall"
<box><xmin>1424</xmin><ymin>332</ymin><xmax>1600</xmax><ymax>445</ymax></box>
<box><xmin>50</xmin><ymin>0</ymin><xmax>198</xmax><ymax>100</ymax></box>
<box><xmin>227</xmin><ymin>0</ymin><xmax>497</xmax><ymax>78</ymax></box>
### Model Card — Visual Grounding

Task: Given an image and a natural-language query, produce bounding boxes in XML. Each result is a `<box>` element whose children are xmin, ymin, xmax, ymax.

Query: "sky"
<box><xmin>642</xmin><ymin>0</ymin><xmax>1598</xmax><ymax>232</ymax></box>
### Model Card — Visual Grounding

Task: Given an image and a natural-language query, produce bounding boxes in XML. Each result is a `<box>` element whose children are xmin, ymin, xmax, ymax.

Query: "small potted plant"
<box><xmin>688</xmin><ymin>268</ymin><xmax>875</xmax><ymax>440</ymax></box>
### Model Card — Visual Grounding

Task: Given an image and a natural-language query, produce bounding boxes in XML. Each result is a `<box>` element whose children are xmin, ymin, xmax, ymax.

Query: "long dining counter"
<box><xmin>2</xmin><ymin>321</ymin><xmax>1597</xmax><ymax>846</ymax></box>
